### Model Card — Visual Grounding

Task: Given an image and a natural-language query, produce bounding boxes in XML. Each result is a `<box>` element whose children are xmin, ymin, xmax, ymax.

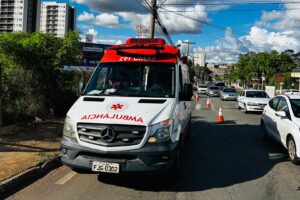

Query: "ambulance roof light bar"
<box><xmin>125</xmin><ymin>38</ymin><xmax>166</xmax><ymax>45</ymax></box>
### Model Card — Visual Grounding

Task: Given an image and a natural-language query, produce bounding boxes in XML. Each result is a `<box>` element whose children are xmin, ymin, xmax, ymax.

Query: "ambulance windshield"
<box><xmin>84</xmin><ymin>63</ymin><xmax>175</xmax><ymax>98</ymax></box>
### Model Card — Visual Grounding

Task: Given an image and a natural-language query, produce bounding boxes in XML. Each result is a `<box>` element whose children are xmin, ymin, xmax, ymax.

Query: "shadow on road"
<box><xmin>97</xmin><ymin>119</ymin><xmax>288</xmax><ymax>192</ymax></box>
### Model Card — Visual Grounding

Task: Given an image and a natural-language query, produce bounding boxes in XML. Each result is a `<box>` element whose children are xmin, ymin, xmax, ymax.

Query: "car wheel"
<box><xmin>243</xmin><ymin>104</ymin><xmax>248</xmax><ymax>113</ymax></box>
<box><xmin>287</xmin><ymin>137</ymin><xmax>300</xmax><ymax>164</ymax></box>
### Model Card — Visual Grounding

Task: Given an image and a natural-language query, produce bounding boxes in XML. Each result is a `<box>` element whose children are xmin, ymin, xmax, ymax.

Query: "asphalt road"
<box><xmin>5</xmin><ymin>96</ymin><xmax>300</xmax><ymax>200</ymax></box>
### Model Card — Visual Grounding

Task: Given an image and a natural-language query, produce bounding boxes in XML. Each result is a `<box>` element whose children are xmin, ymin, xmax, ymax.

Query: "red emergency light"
<box><xmin>101</xmin><ymin>38</ymin><xmax>180</xmax><ymax>63</ymax></box>
<box><xmin>110</xmin><ymin>38</ymin><xmax>168</xmax><ymax>51</ymax></box>
<box><xmin>125</xmin><ymin>38</ymin><xmax>166</xmax><ymax>45</ymax></box>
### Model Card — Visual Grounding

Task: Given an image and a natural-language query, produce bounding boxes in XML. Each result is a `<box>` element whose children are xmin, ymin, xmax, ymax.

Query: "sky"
<box><xmin>45</xmin><ymin>0</ymin><xmax>300</xmax><ymax>63</ymax></box>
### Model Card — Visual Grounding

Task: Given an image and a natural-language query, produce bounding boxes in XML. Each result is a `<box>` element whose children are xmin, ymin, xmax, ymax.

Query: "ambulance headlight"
<box><xmin>148</xmin><ymin>119</ymin><xmax>172</xmax><ymax>143</ymax></box>
<box><xmin>63</xmin><ymin>116</ymin><xmax>76</xmax><ymax>139</ymax></box>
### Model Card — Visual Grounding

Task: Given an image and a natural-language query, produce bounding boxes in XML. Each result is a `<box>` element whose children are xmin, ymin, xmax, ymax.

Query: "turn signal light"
<box><xmin>148</xmin><ymin>137</ymin><xmax>157</xmax><ymax>143</ymax></box>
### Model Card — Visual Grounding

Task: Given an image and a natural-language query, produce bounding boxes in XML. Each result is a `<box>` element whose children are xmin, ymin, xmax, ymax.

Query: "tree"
<box><xmin>231</xmin><ymin>50</ymin><xmax>297</xmax><ymax>88</ymax></box>
<box><xmin>0</xmin><ymin>32</ymin><xmax>82</xmax><ymax>124</ymax></box>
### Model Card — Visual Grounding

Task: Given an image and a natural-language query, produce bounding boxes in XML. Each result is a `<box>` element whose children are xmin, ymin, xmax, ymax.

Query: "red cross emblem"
<box><xmin>111</xmin><ymin>103</ymin><xmax>124</xmax><ymax>110</ymax></box>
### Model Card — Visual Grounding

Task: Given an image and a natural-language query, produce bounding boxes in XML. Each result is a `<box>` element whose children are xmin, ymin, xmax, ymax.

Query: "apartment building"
<box><xmin>0</xmin><ymin>0</ymin><xmax>40</xmax><ymax>33</ymax></box>
<box><xmin>39</xmin><ymin>2</ymin><xmax>76</xmax><ymax>37</ymax></box>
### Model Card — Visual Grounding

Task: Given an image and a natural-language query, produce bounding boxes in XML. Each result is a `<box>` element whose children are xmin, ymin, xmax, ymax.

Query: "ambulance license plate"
<box><xmin>92</xmin><ymin>161</ymin><xmax>119</xmax><ymax>173</ymax></box>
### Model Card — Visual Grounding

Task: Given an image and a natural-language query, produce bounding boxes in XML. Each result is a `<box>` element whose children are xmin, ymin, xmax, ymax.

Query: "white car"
<box><xmin>237</xmin><ymin>90</ymin><xmax>270</xmax><ymax>113</ymax></box>
<box><xmin>284</xmin><ymin>89</ymin><xmax>299</xmax><ymax>95</ymax></box>
<box><xmin>261</xmin><ymin>94</ymin><xmax>300</xmax><ymax>164</ymax></box>
<box><xmin>197</xmin><ymin>84</ymin><xmax>208</xmax><ymax>94</ymax></box>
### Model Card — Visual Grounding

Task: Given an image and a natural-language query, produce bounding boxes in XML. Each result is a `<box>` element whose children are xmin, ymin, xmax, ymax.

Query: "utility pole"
<box><xmin>150</xmin><ymin>0</ymin><xmax>157</xmax><ymax>38</ymax></box>
<box><xmin>182</xmin><ymin>41</ymin><xmax>195</xmax><ymax>58</ymax></box>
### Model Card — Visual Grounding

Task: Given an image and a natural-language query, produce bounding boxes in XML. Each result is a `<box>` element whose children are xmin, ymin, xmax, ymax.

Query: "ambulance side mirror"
<box><xmin>77</xmin><ymin>67</ymin><xmax>85</xmax><ymax>96</ymax></box>
<box><xmin>180</xmin><ymin>83</ymin><xmax>193</xmax><ymax>101</ymax></box>
<box><xmin>78</xmin><ymin>80</ymin><xmax>85</xmax><ymax>96</ymax></box>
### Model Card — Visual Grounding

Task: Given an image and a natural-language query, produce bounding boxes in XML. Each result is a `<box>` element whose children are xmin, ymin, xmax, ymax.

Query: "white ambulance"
<box><xmin>61</xmin><ymin>38</ymin><xmax>193</xmax><ymax>174</ymax></box>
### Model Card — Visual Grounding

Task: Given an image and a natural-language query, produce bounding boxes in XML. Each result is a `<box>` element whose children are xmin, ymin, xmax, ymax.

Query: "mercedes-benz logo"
<box><xmin>100</xmin><ymin>127</ymin><xmax>116</xmax><ymax>143</ymax></box>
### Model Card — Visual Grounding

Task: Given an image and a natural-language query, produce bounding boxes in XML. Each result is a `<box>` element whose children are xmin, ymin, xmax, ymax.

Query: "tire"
<box><xmin>287</xmin><ymin>137</ymin><xmax>300</xmax><ymax>164</ymax></box>
<box><xmin>243</xmin><ymin>104</ymin><xmax>248</xmax><ymax>114</ymax></box>
<box><xmin>237</xmin><ymin>102</ymin><xmax>241</xmax><ymax>109</ymax></box>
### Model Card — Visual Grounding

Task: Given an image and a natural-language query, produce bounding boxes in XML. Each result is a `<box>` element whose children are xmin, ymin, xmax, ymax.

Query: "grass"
<box><xmin>37</xmin><ymin>151</ymin><xmax>60</xmax><ymax>165</ymax></box>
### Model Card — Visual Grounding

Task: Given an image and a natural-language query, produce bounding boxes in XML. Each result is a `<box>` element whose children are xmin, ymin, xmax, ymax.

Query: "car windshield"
<box><xmin>290</xmin><ymin>99</ymin><xmax>300</xmax><ymax>118</ymax></box>
<box><xmin>210</xmin><ymin>87</ymin><xmax>219</xmax><ymax>90</ymax></box>
<box><xmin>223</xmin><ymin>88</ymin><xmax>236</xmax><ymax>93</ymax></box>
<box><xmin>246</xmin><ymin>91</ymin><xmax>268</xmax><ymax>98</ymax></box>
<box><xmin>200</xmin><ymin>85</ymin><xmax>207</xmax><ymax>88</ymax></box>
<box><xmin>84</xmin><ymin>62</ymin><xmax>175</xmax><ymax>98</ymax></box>
<box><xmin>215</xmin><ymin>82</ymin><xmax>225</xmax><ymax>87</ymax></box>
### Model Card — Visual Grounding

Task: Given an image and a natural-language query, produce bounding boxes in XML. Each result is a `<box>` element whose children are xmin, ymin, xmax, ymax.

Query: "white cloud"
<box><xmin>78</xmin><ymin>11</ymin><xmax>119</xmax><ymax>28</ymax></box>
<box><xmin>256</xmin><ymin>0</ymin><xmax>300</xmax><ymax>32</ymax></box>
<box><xmin>78</xmin><ymin>11</ymin><xmax>94</xmax><ymax>21</ymax></box>
<box><xmin>194</xmin><ymin>25</ymin><xmax>300</xmax><ymax>64</ymax></box>
<box><xmin>87</xmin><ymin>28</ymin><xmax>97</xmax><ymax>36</ymax></box>
<box><xmin>241</xmin><ymin>26</ymin><xmax>300</xmax><ymax>52</ymax></box>
<box><xmin>194</xmin><ymin>27</ymin><xmax>247</xmax><ymax>63</ymax></box>
<box><xmin>74</xmin><ymin>0</ymin><xmax>209</xmax><ymax>34</ymax></box>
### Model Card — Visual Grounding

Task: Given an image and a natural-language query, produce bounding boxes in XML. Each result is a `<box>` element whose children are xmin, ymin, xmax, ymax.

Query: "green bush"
<box><xmin>0</xmin><ymin>32</ymin><xmax>82</xmax><ymax>125</ymax></box>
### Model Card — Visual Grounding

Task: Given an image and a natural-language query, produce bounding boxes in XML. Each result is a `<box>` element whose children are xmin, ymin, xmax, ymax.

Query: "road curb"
<box><xmin>0</xmin><ymin>155</ymin><xmax>62</xmax><ymax>195</ymax></box>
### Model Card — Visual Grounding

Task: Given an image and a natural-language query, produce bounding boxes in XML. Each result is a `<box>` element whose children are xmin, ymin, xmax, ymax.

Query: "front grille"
<box><xmin>77</xmin><ymin>123</ymin><xmax>146</xmax><ymax>147</ymax></box>
<box><xmin>258</xmin><ymin>103</ymin><xmax>267</xmax><ymax>106</ymax></box>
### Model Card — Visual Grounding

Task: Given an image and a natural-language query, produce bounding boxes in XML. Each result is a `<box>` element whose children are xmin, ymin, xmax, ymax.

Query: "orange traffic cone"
<box><xmin>218</xmin><ymin>107</ymin><xmax>224</xmax><ymax>123</ymax></box>
<box><xmin>195</xmin><ymin>93</ymin><xmax>199</xmax><ymax>102</ymax></box>
<box><xmin>206</xmin><ymin>98</ymin><xmax>211</xmax><ymax>109</ymax></box>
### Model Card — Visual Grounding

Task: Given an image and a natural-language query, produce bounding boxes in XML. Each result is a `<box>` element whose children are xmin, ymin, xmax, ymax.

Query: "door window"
<box><xmin>276</xmin><ymin>97</ymin><xmax>291</xmax><ymax>119</ymax></box>
<box><xmin>269</xmin><ymin>97</ymin><xmax>280</xmax><ymax>111</ymax></box>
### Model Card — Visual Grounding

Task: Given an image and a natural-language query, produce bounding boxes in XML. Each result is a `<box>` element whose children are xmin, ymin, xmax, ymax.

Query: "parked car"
<box><xmin>221</xmin><ymin>88</ymin><xmax>238</xmax><ymax>101</ymax></box>
<box><xmin>198</xmin><ymin>84</ymin><xmax>208</xmax><ymax>94</ymax></box>
<box><xmin>207</xmin><ymin>86</ymin><xmax>221</xmax><ymax>97</ymax></box>
<box><xmin>261</xmin><ymin>94</ymin><xmax>300</xmax><ymax>164</ymax></box>
<box><xmin>237</xmin><ymin>90</ymin><xmax>270</xmax><ymax>113</ymax></box>
<box><xmin>215</xmin><ymin>81</ymin><xmax>226</xmax><ymax>90</ymax></box>
<box><xmin>284</xmin><ymin>89</ymin><xmax>299</xmax><ymax>95</ymax></box>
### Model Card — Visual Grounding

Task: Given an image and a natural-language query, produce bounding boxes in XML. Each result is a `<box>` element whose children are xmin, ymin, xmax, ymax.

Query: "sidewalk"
<box><xmin>0</xmin><ymin>119</ymin><xmax>63</xmax><ymax>183</ymax></box>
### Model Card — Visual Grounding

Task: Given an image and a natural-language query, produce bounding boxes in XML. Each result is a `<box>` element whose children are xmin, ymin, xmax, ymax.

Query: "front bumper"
<box><xmin>198</xmin><ymin>90</ymin><xmax>207</xmax><ymax>94</ymax></box>
<box><xmin>247</xmin><ymin>105</ymin><xmax>266</xmax><ymax>111</ymax></box>
<box><xmin>209</xmin><ymin>93</ymin><xmax>220</xmax><ymax>97</ymax></box>
<box><xmin>223</xmin><ymin>96</ymin><xmax>237</xmax><ymax>100</ymax></box>
<box><xmin>60</xmin><ymin>136</ymin><xmax>178</xmax><ymax>173</ymax></box>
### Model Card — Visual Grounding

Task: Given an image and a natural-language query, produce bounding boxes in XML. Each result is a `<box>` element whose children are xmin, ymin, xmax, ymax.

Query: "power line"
<box><xmin>163</xmin><ymin>1</ymin><xmax>300</xmax><ymax>6</ymax></box>
<box><xmin>159</xmin><ymin>7</ymin><xmax>246</xmax><ymax>35</ymax></box>
<box><xmin>136</xmin><ymin>0</ymin><xmax>151</xmax><ymax>12</ymax></box>
<box><xmin>155</xmin><ymin>13</ymin><xmax>174</xmax><ymax>45</ymax></box>
<box><xmin>141</xmin><ymin>0</ymin><xmax>152</xmax><ymax>8</ymax></box>
<box><xmin>158</xmin><ymin>7</ymin><xmax>300</xmax><ymax>12</ymax></box>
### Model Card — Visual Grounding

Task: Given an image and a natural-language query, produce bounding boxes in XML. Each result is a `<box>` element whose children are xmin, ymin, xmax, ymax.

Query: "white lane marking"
<box><xmin>211</xmin><ymin>105</ymin><xmax>215</xmax><ymax>110</ymax></box>
<box><xmin>55</xmin><ymin>171</ymin><xmax>77</xmax><ymax>185</ymax></box>
<box><xmin>195</xmin><ymin>103</ymin><xmax>201</xmax><ymax>111</ymax></box>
